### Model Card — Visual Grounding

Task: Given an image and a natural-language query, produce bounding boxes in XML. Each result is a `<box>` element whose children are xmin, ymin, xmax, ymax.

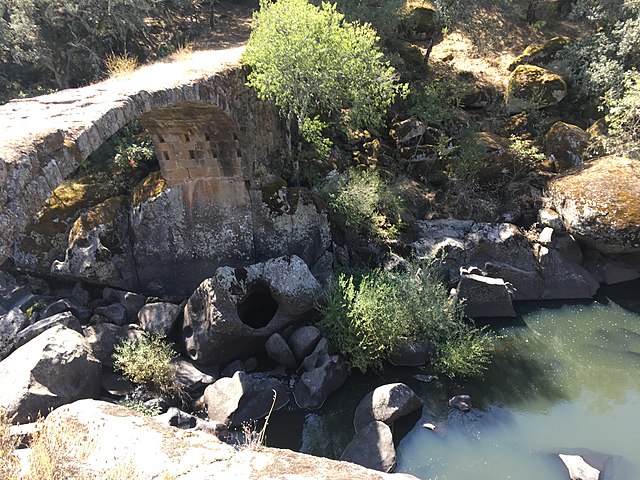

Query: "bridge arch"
<box><xmin>0</xmin><ymin>48</ymin><xmax>285</xmax><ymax>267</ymax></box>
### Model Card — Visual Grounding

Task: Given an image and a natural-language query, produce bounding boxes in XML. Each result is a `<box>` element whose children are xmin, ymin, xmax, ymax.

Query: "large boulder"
<box><xmin>353</xmin><ymin>383</ymin><xmax>422</xmax><ymax>433</ymax></box>
<box><xmin>505</xmin><ymin>65</ymin><xmax>567</xmax><ymax>114</ymax></box>
<box><xmin>203</xmin><ymin>371</ymin><xmax>289</xmax><ymax>427</ymax></box>
<box><xmin>0</xmin><ymin>324</ymin><xmax>102</xmax><ymax>423</ymax></box>
<box><xmin>341</xmin><ymin>421</ymin><xmax>396</xmax><ymax>473</ymax></box>
<box><xmin>545</xmin><ymin>122</ymin><xmax>590</xmax><ymax>172</ymax></box>
<box><xmin>547</xmin><ymin>156</ymin><xmax>640</xmax><ymax>254</ymax></box>
<box><xmin>130</xmin><ymin>173</ymin><xmax>331</xmax><ymax>297</ymax></box>
<box><xmin>40</xmin><ymin>399</ymin><xmax>417</xmax><ymax>479</ymax></box>
<box><xmin>463</xmin><ymin>132</ymin><xmax>518</xmax><ymax>185</ymax></box>
<box><xmin>456</xmin><ymin>272</ymin><xmax>517</xmax><ymax>317</ymax></box>
<box><xmin>399</xmin><ymin>3</ymin><xmax>437</xmax><ymax>41</ymax></box>
<box><xmin>183</xmin><ymin>255</ymin><xmax>321</xmax><ymax>365</ymax></box>
<box><xmin>51</xmin><ymin>196</ymin><xmax>138</xmax><ymax>290</ymax></box>
<box><xmin>508</xmin><ymin>36</ymin><xmax>570</xmax><ymax>71</ymax></box>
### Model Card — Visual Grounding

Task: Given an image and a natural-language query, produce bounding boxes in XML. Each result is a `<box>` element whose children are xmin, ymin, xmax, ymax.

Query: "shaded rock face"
<box><xmin>51</xmin><ymin>196</ymin><xmax>138</xmax><ymax>291</ymax></box>
<box><xmin>12</xmin><ymin>179</ymin><xmax>122</xmax><ymax>279</ymax></box>
<box><xmin>457</xmin><ymin>272</ymin><xmax>517</xmax><ymax>317</ymax></box>
<box><xmin>341</xmin><ymin>421</ymin><xmax>396</xmax><ymax>473</ymax></box>
<box><xmin>545</xmin><ymin>122</ymin><xmax>591</xmax><ymax>172</ymax></box>
<box><xmin>183</xmin><ymin>255</ymin><xmax>321</xmax><ymax>365</ymax></box>
<box><xmin>505</xmin><ymin>65</ymin><xmax>567</xmax><ymax>114</ymax></box>
<box><xmin>42</xmin><ymin>399</ymin><xmax>416</xmax><ymax>479</ymax></box>
<box><xmin>547</xmin><ymin>156</ymin><xmax>640</xmax><ymax>254</ymax></box>
<box><xmin>0</xmin><ymin>324</ymin><xmax>102</xmax><ymax>424</ymax></box>
<box><xmin>203</xmin><ymin>371</ymin><xmax>289</xmax><ymax>427</ymax></box>
<box><xmin>466</xmin><ymin>132</ymin><xmax>517</xmax><ymax>185</ymax></box>
<box><xmin>131</xmin><ymin>176</ymin><xmax>331</xmax><ymax>297</ymax></box>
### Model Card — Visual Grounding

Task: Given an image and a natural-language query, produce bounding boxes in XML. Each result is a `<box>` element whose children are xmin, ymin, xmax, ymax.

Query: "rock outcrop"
<box><xmin>508</xmin><ymin>36</ymin><xmax>570</xmax><ymax>71</ymax></box>
<box><xmin>0</xmin><ymin>324</ymin><xmax>102</xmax><ymax>423</ymax></box>
<box><xmin>40</xmin><ymin>399</ymin><xmax>419</xmax><ymax>479</ymax></box>
<box><xmin>203</xmin><ymin>371</ymin><xmax>289</xmax><ymax>426</ymax></box>
<box><xmin>505</xmin><ymin>65</ymin><xmax>567</xmax><ymax>114</ymax></box>
<box><xmin>182</xmin><ymin>255</ymin><xmax>321</xmax><ymax>365</ymax></box>
<box><xmin>547</xmin><ymin>156</ymin><xmax>640</xmax><ymax>254</ymax></box>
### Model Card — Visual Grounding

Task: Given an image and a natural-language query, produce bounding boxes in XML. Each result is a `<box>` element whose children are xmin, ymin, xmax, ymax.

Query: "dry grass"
<box><xmin>0</xmin><ymin>411</ymin><xmax>20</xmax><ymax>480</ymax></box>
<box><xmin>0</xmin><ymin>412</ymin><xmax>146</xmax><ymax>480</ymax></box>
<box><xmin>105</xmin><ymin>52</ymin><xmax>139</xmax><ymax>78</ymax></box>
<box><xmin>167</xmin><ymin>42</ymin><xmax>194</xmax><ymax>62</ymax></box>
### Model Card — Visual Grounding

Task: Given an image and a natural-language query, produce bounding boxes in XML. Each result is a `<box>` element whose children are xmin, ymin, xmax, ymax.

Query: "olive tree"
<box><xmin>242</xmin><ymin>0</ymin><xmax>405</xmax><ymax>180</ymax></box>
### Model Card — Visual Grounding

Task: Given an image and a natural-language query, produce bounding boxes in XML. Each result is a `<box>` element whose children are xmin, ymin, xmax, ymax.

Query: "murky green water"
<box><xmin>396</xmin><ymin>283</ymin><xmax>640</xmax><ymax>479</ymax></box>
<box><xmin>285</xmin><ymin>281</ymin><xmax>640</xmax><ymax>479</ymax></box>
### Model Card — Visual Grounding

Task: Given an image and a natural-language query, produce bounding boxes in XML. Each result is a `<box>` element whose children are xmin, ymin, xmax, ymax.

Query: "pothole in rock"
<box><xmin>236</xmin><ymin>283</ymin><xmax>278</xmax><ymax>329</ymax></box>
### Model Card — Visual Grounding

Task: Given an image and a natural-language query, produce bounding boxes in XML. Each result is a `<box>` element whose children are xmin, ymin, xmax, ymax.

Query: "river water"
<box><xmin>282</xmin><ymin>280</ymin><xmax>640</xmax><ymax>479</ymax></box>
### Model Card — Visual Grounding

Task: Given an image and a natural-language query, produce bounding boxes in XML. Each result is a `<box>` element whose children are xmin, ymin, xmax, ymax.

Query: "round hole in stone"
<box><xmin>236</xmin><ymin>282</ymin><xmax>278</xmax><ymax>329</ymax></box>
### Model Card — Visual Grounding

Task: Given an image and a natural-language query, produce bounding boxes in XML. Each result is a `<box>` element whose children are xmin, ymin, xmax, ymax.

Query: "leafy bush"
<box><xmin>318</xmin><ymin>259</ymin><xmax>491</xmax><ymax>375</ymax></box>
<box><xmin>83</xmin><ymin>120</ymin><xmax>155</xmax><ymax>174</ymax></box>
<box><xmin>113</xmin><ymin>334</ymin><xmax>179</xmax><ymax>395</ymax></box>
<box><xmin>326</xmin><ymin>168</ymin><xmax>405</xmax><ymax>241</ymax></box>
<box><xmin>243</xmin><ymin>0</ymin><xmax>405</xmax><ymax>161</ymax></box>
<box><xmin>603</xmin><ymin>70</ymin><xmax>640</xmax><ymax>159</ymax></box>
<box><xmin>407</xmin><ymin>80</ymin><xmax>466</xmax><ymax>129</ymax></box>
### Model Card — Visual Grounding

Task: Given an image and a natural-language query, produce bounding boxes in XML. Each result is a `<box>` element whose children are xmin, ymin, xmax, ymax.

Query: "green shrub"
<box><xmin>113</xmin><ymin>334</ymin><xmax>179</xmax><ymax>395</ymax></box>
<box><xmin>83</xmin><ymin>120</ymin><xmax>154</xmax><ymax>175</ymax></box>
<box><xmin>119</xmin><ymin>399</ymin><xmax>162</xmax><ymax>417</ymax></box>
<box><xmin>318</xmin><ymin>259</ymin><xmax>491</xmax><ymax>376</ymax></box>
<box><xmin>243</xmin><ymin>0</ymin><xmax>405</xmax><ymax>161</ymax></box>
<box><xmin>603</xmin><ymin>70</ymin><xmax>640</xmax><ymax>159</ymax></box>
<box><xmin>407</xmin><ymin>80</ymin><xmax>466</xmax><ymax>129</ymax></box>
<box><xmin>326</xmin><ymin>168</ymin><xmax>404</xmax><ymax>241</ymax></box>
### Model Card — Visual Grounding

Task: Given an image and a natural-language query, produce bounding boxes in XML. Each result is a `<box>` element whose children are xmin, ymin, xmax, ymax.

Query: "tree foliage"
<box><xmin>242</xmin><ymin>0</ymin><xmax>405</xmax><ymax>158</ymax></box>
<box><xmin>0</xmin><ymin>0</ymin><xmax>203</xmax><ymax>93</ymax></box>
<box><xmin>318</xmin><ymin>259</ymin><xmax>491</xmax><ymax>376</ymax></box>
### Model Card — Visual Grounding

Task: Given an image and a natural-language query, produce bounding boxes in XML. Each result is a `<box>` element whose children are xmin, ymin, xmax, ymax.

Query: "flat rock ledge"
<box><xmin>39</xmin><ymin>399</ymin><xmax>418</xmax><ymax>480</ymax></box>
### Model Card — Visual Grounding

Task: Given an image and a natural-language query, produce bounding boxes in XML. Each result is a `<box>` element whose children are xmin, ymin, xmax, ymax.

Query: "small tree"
<box><xmin>242</xmin><ymin>0</ymin><xmax>405</xmax><ymax>180</ymax></box>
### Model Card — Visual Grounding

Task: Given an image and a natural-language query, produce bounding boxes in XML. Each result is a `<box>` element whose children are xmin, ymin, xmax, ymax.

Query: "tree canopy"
<box><xmin>242</xmin><ymin>0</ymin><xmax>405</xmax><ymax>157</ymax></box>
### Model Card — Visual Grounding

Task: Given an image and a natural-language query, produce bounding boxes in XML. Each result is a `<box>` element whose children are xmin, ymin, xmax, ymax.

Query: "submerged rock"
<box><xmin>341</xmin><ymin>421</ymin><xmax>396</xmax><ymax>473</ymax></box>
<box><xmin>449</xmin><ymin>395</ymin><xmax>472</xmax><ymax>411</ymax></box>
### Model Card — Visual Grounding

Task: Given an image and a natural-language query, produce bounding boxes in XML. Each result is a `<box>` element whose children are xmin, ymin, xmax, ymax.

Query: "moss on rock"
<box><xmin>508</xmin><ymin>36</ymin><xmax>570</xmax><ymax>71</ymax></box>
<box><xmin>547</xmin><ymin>156</ymin><xmax>640</xmax><ymax>253</ymax></box>
<box><xmin>505</xmin><ymin>65</ymin><xmax>567</xmax><ymax>114</ymax></box>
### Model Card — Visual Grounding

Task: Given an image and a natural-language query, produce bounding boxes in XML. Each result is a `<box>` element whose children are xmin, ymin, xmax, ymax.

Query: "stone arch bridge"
<box><xmin>0</xmin><ymin>47</ymin><xmax>330</xmax><ymax>295</ymax></box>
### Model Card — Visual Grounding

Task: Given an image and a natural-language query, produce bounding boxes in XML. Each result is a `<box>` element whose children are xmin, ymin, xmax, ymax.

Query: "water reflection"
<box><xmin>397</xmin><ymin>279</ymin><xmax>640</xmax><ymax>479</ymax></box>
